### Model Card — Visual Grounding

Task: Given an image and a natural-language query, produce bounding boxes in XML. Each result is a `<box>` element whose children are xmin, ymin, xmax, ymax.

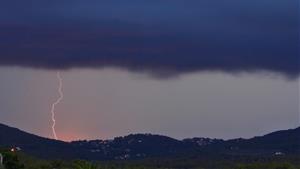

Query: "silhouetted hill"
<box><xmin>71</xmin><ymin>134</ymin><xmax>208</xmax><ymax>160</ymax></box>
<box><xmin>0</xmin><ymin>123</ymin><xmax>299</xmax><ymax>160</ymax></box>
<box><xmin>0</xmin><ymin>123</ymin><xmax>85</xmax><ymax>159</ymax></box>
<box><xmin>204</xmin><ymin>127</ymin><xmax>300</xmax><ymax>156</ymax></box>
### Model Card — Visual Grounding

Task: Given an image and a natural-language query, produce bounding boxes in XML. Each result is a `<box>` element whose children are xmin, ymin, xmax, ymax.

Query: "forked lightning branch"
<box><xmin>50</xmin><ymin>71</ymin><xmax>64</xmax><ymax>140</ymax></box>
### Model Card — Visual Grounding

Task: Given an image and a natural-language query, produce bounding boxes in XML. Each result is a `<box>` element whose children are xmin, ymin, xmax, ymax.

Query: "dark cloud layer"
<box><xmin>0</xmin><ymin>0</ymin><xmax>298</xmax><ymax>77</ymax></box>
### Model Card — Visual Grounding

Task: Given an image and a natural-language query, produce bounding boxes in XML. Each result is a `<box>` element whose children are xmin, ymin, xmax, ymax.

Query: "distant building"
<box><xmin>10</xmin><ymin>147</ymin><xmax>21</xmax><ymax>153</ymax></box>
<box><xmin>274</xmin><ymin>152</ymin><xmax>284</xmax><ymax>156</ymax></box>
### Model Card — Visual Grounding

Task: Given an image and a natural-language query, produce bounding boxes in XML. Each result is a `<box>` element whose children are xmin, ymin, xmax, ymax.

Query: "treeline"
<box><xmin>0</xmin><ymin>149</ymin><xmax>299</xmax><ymax>169</ymax></box>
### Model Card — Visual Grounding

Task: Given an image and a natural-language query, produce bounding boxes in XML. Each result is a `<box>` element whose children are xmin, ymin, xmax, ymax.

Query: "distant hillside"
<box><xmin>203</xmin><ymin>127</ymin><xmax>300</xmax><ymax>156</ymax></box>
<box><xmin>0</xmin><ymin>123</ymin><xmax>84</xmax><ymax>159</ymax></box>
<box><xmin>0</xmin><ymin>123</ymin><xmax>299</xmax><ymax>160</ymax></box>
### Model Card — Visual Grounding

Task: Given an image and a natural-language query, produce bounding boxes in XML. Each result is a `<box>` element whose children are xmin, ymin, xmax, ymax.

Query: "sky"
<box><xmin>0</xmin><ymin>0</ymin><xmax>299</xmax><ymax>141</ymax></box>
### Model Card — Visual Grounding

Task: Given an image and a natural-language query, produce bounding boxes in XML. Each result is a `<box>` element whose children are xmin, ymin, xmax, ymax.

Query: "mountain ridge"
<box><xmin>0</xmin><ymin>123</ymin><xmax>299</xmax><ymax>160</ymax></box>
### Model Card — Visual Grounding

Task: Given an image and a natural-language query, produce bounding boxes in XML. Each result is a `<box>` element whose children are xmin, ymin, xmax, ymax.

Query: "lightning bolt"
<box><xmin>51</xmin><ymin>71</ymin><xmax>63</xmax><ymax>140</ymax></box>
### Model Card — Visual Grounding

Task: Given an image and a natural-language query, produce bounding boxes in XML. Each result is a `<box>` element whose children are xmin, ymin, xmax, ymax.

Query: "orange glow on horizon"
<box><xmin>54</xmin><ymin>132</ymin><xmax>92</xmax><ymax>142</ymax></box>
<box><xmin>48</xmin><ymin>130</ymin><xmax>113</xmax><ymax>142</ymax></box>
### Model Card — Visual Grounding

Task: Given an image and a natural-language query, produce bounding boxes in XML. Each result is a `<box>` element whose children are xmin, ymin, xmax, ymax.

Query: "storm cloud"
<box><xmin>0</xmin><ymin>0</ymin><xmax>298</xmax><ymax>77</ymax></box>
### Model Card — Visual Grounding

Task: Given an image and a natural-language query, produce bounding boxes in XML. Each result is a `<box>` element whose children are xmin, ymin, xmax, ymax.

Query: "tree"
<box><xmin>2</xmin><ymin>152</ymin><xmax>24</xmax><ymax>169</ymax></box>
<box><xmin>72</xmin><ymin>160</ymin><xmax>98</xmax><ymax>169</ymax></box>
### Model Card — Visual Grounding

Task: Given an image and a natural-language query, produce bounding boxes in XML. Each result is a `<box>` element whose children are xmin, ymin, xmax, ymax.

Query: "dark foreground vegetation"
<box><xmin>1</xmin><ymin>149</ymin><xmax>300</xmax><ymax>169</ymax></box>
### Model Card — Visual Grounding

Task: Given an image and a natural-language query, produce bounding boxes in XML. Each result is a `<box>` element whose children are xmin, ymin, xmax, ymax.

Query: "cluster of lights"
<box><xmin>10</xmin><ymin>147</ymin><xmax>21</xmax><ymax>153</ymax></box>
